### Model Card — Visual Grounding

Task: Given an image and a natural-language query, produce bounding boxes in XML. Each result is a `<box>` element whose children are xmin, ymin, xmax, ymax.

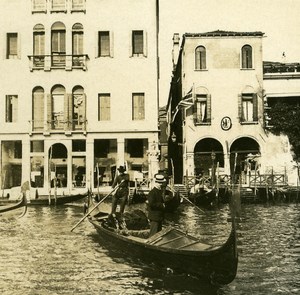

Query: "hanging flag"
<box><xmin>171</xmin><ymin>85</ymin><xmax>194</xmax><ymax>123</ymax></box>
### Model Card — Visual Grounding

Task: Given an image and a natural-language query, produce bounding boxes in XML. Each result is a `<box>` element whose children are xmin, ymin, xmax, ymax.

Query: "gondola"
<box><xmin>27</xmin><ymin>191</ymin><xmax>88</xmax><ymax>206</ymax></box>
<box><xmin>0</xmin><ymin>194</ymin><xmax>27</xmax><ymax>218</ymax></box>
<box><xmin>189</xmin><ymin>186</ymin><xmax>219</xmax><ymax>208</ymax></box>
<box><xmin>87</xmin><ymin>208</ymin><xmax>238</xmax><ymax>285</ymax></box>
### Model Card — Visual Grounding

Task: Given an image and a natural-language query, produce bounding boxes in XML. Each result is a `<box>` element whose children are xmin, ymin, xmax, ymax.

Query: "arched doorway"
<box><xmin>194</xmin><ymin>138</ymin><xmax>224</xmax><ymax>176</ymax></box>
<box><xmin>49</xmin><ymin>143</ymin><xmax>68</xmax><ymax>188</ymax></box>
<box><xmin>230</xmin><ymin>137</ymin><xmax>260</xmax><ymax>181</ymax></box>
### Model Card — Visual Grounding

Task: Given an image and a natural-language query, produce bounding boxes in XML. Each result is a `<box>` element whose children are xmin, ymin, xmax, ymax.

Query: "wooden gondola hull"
<box><xmin>189</xmin><ymin>189</ymin><xmax>218</xmax><ymax>207</ymax></box>
<box><xmin>88</xmin><ymin>218</ymin><xmax>238</xmax><ymax>285</ymax></box>
<box><xmin>27</xmin><ymin>193</ymin><xmax>88</xmax><ymax>206</ymax></box>
<box><xmin>0</xmin><ymin>195</ymin><xmax>27</xmax><ymax>218</ymax></box>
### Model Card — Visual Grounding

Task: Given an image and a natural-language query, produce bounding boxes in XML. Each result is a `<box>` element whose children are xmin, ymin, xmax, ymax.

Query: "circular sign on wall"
<box><xmin>221</xmin><ymin>116</ymin><xmax>232</xmax><ymax>131</ymax></box>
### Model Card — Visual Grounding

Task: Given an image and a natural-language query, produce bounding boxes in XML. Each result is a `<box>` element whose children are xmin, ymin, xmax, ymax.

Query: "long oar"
<box><xmin>71</xmin><ymin>181</ymin><xmax>123</xmax><ymax>232</ymax></box>
<box><xmin>181</xmin><ymin>194</ymin><xmax>205</xmax><ymax>213</ymax></box>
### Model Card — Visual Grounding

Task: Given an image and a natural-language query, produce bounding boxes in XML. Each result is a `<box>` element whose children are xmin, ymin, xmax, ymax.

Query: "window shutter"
<box><xmin>238</xmin><ymin>94</ymin><xmax>242</xmax><ymax>122</ymax></box>
<box><xmin>64</xmin><ymin>93</ymin><xmax>69</xmax><ymax>130</ymax></box>
<box><xmin>206</xmin><ymin>94</ymin><xmax>211</xmax><ymax>122</ymax></box>
<box><xmin>33</xmin><ymin>92</ymin><xmax>44</xmax><ymax>129</ymax></box>
<box><xmin>129</xmin><ymin>31</ymin><xmax>133</xmax><ymax>57</ymax></box>
<box><xmin>17</xmin><ymin>33</ymin><xmax>21</xmax><ymax>59</ymax></box>
<box><xmin>252</xmin><ymin>93</ymin><xmax>258</xmax><ymax>121</ymax></box>
<box><xmin>52</xmin><ymin>32</ymin><xmax>59</xmax><ymax>53</ymax></box>
<box><xmin>68</xmin><ymin>94</ymin><xmax>73</xmax><ymax>129</ymax></box>
<box><xmin>82</xmin><ymin>93</ymin><xmax>86</xmax><ymax>124</ymax></box>
<box><xmin>47</xmin><ymin>94</ymin><xmax>52</xmax><ymax>127</ymax></box>
<box><xmin>193</xmin><ymin>102</ymin><xmax>197</xmax><ymax>123</ymax></box>
<box><xmin>143</xmin><ymin>30</ymin><xmax>147</xmax><ymax>57</ymax></box>
<box><xmin>200</xmin><ymin>48</ymin><xmax>206</xmax><ymax>69</ymax></box>
<box><xmin>139</xmin><ymin>94</ymin><xmax>145</xmax><ymax>119</ymax></box>
<box><xmin>5</xmin><ymin>96</ymin><xmax>10</xmax><ymax>122</ymax></box>
<box><xmin>110</xmin><ymin>31</ymin><xmax>114</xmax><ymax>57</ymax></box>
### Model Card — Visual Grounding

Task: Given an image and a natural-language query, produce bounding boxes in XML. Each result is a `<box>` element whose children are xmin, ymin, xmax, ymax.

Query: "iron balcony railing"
<box><xmin>30</xmin><ymin>119</ymin><xmax>87</xmax><ymax>133</ymax></box>
<box><xmin>28</xmin><ymin>54</ymin><xmax>89</xmax><ymax>71</ymax></box>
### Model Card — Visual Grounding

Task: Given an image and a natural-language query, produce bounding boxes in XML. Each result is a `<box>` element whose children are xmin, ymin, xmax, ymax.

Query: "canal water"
<box><xmin>0</xmin><ymin>200</ymin><xmax>299</xmax><ymax>295</ymax></box>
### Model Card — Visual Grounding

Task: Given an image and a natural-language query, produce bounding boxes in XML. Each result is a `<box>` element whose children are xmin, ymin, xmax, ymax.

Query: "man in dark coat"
<box><xmin>147</xmin><ymin>174</ymin><xmax>166</xmax><ymax>237</ymax></box>
<box><xmin>111</xmin><ymin>165</ymin><xmax>129</xmax><ymax>220</ymax></box>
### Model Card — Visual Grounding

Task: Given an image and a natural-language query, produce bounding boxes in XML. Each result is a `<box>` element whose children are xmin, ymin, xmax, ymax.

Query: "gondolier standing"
<box><xmin>110</xmin><ymin>166</ymin><xmax>129</xmax><ymax>220</ymax></box>
<box><xmin>147</xmin><ymin>174</ymin><xmax>166</xmax><ymax>237</ymax></box>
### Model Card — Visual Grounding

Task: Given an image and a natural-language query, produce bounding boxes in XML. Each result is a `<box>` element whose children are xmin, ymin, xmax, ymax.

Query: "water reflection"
<box><xmin>0</xmin><ymin>202</ymin><xmax>299</xmax><ymax>294</ymax></box>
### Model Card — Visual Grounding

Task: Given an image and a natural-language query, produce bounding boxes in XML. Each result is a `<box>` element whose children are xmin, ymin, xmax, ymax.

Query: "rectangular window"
<box><xmin>132</xmin><ymin>93</ymin><xmax>145</xmax><ymax>120</ymax></box>
<box><xmin>98</xmin><ymin>94</ymin><xmax>111</xmax><ymax>121</ymax></box>
<box><xmin>132</xmin><ymin>31</ymin><xmax>144</xmax><ymax>55</ymax></box>
<box><xmin>34</xmin><ymin>32</ymin><xmax>45</xmax><ymax>55</ymax></box>
<box><xmin>52</xmin><ymin>31</ymin><xmax>66</xmax><ymax>53</ymax></box>
<box><xmin>32</xmin><ymin>0</ymin><xmax>47</xmax><ymax>11</ymax></box>
<box><xmin>72</xmin><ymin>0</ymin><xmax>85</xmax><ymax>10</ymax></box>
<box><xmin>7</xmin><ymin>33</ymin><xmax>18</xmax><ymax>59</ymax></box>
<box><xmin>125</xmin><ymin>139</ymin><xmax>146</xmax><ymax>158</ymax></box>
<box><xmin>98</xmin><ymin>31</ymin><xmax>110</xmax><ymax>57</ymax></box>
<box><xmin>72</xmin><ymin>32</ymin><xmax>83</xmax><ymax>55</ymax></box>
<box><xmin>193</xmin><ymin>94</ymin><xmax>211</xmax><ymax>124</ymax></box>
<box><xmin>51</xmin><ymin>0</ymin><xmax>66</xmax><ymax>10</ymax></box>
<box><xmin>31</xmin><ymin>140</ymin><xmax>44</xmax><ymax>153</ymax></box>
<box><xmin>195</xmin><ymin>95</ymin><xmax>207</xmax><ymax>123</ymax></box>
<box><xmin>6</xmin><ymin>95</ymin><xmax>18</xmax><ymax>122</ymax></box>
<box><xmin>240</xmin><ymin>94</ymin><xmax>258</xmax><ymax>122</ymax></box>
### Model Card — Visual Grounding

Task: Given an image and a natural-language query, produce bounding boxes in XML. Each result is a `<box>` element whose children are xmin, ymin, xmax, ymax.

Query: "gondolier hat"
<box><xmin>154</xmin><ymin>174</ymin><xmax>166</xmax><ymax>183</ymax></box>
<box><xmin>117</xmin><ymin>165</ymin><xmax>126</xmax><ymax>172</ymax></box>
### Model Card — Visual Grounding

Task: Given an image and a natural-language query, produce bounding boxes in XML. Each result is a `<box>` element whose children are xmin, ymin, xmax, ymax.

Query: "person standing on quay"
<box><xmin>111</xmin><ymin>165</ymin><xmax>129</xmax><ymax>220</ymax></box>
<box><xmin>147</xmin><ymin>174</ymin><xmax>166</xmax><ymax>237</ymax></box>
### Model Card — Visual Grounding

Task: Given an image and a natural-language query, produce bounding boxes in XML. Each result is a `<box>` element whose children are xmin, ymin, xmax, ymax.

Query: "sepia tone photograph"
<box><xmin>0</xmin><ymin>0</ymin><xmax>299</xmax><ymax>294</ymax></box>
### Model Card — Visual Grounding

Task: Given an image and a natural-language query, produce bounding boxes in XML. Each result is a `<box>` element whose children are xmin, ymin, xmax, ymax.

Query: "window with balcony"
<box><xmin>195</xmin><ymin>46</ymin><xmax>206</xmax><ymax>70</ymax></box>
<box><xmin>48</xmin><ymin>85</ymin><xmax>66</xmax><ymax>129</ymax></box>
<box><xmin>72</xmin><ymin>23</ymin><xmax>84</xmax><ymax>67</ymax></box>
<box><xmin>51</xmin><ymin>0</ymin><xmax>66</xmax><ymax>12</ymax></box>
<box><xmin>239</xmin><ymin>93</ymin><xmax>258</xmax><ymax>123</ymax></box>
<box><xmin>241</xmin><ymin>45</ymin><xmax>253</xmax><ymax>69</ymax></box>
<box><xmin>131</xmin><ymin>30</ymin><xmax>147</xmax><ymax>57</ymax></box>
<box><xmin>32</xmin><ymin>0</ymin><xmax>47</xmax><ymax>12</ymax></box>
<box><xmin>51</xmin><ymin>22</ymin><xmax>66</xmax><ymax>67</ymax></box>
<box><xmin>132</xmin><ymin>93</ymin><xmax>145</xmax><ymax>120</ymax></box>
<box><xmin>6</xmin><ymin>33</ymin><xmax>18</xmax><ymax>59</ymax></box>
<box><xmin>71</xmin><ymin>0</ymin><xmax>85</xmax><ymax>11</ymax></box>
<box><xmin>98</xmin><ymin>31</ymin><xmax>113</xmax><ymax>57</ymax></box>
<box><xmin>193</xmin><ymin>94</ymin><xmax>211</xmax><ymax>124</ymax></box>
<box><xmin>32</xmin><ymin>87</ymin><xmax>45</xmax><ymax>130</ymax></box>
<box><xmin>73</xmin><ymin>86</ymin><xmax>86</xmax><ymax>129</ymax></box>
<box><xmin>98</xmin><ymin>94</ymin><xmax>111</xmax><ymax>121</ymax></box>
<box><xmin>6</xmin><ymin>95</ymin><xmax>18</xmax><ymax>123</ymax></box>
<box><xmin>33</xmin><ymin>24</ymin><xmax>45</xmax><ymax>68</ymax></box>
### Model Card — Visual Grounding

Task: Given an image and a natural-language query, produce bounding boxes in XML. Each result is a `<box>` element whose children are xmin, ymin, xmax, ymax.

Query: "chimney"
<box><xmin>172</xmin><ymin>33</ymin><xmax>180</xmax><ymax>70</ymax></box>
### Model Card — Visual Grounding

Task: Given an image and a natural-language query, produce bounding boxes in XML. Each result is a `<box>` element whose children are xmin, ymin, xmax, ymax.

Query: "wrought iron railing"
<box><xmin>30</xmin><ymin>119</ymin><xmax>87</xmax><ymax>133</ymax></box>
<box><xmin>28</xmin><ymin>54</ymin><xmax>89</xmax><ymax>71</ymax></box>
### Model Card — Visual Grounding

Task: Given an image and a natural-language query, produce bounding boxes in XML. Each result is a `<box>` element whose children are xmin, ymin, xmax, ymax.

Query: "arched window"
<box><xmin>51</xmin><ymin>22</ymin><xmax>66</xmax><ymax>66</ymax></box>
<box><xmin>72</xmin><ymin>86</ymin><xmax>86</xmax><ymax>129</ymax></box>
<box><xmin>32</xmin><ymin>87</ymin><xmax>45</xmax><ymax>131</ymax></box>
<box><xmin>49</xmin><ymin>85</ymin><xmax>66</xmax><ymax>129</ymax></box>
<box><xmin>195</xmin><ymin>46</ymin><xmax>206</xmax><ymax>70</ymax></box>
<box><xmin>241</xmin><ymin>45</ymin><xmax>252</xmax><ymax>69</ymax></box>
<box><xmin>72</xmin><ymin>23</ymin><xmax>84</xmax><ymax>66</ymax></box>
<box><xmin>33</xmin><ymin>24</ymin><xmax>45</xmax><ymax>67</ymax></box>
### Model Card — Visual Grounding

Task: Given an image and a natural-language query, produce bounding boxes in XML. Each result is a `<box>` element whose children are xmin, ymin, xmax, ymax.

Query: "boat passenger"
<box><xmin>147</xmin><ymin>174</ymin><xmax>166</xmax><ymax>237</ymax></box>
<box><xmin>110</xmin><ymin>165</ymin><xmax>130</xmax><ymax>220</ymax></box>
